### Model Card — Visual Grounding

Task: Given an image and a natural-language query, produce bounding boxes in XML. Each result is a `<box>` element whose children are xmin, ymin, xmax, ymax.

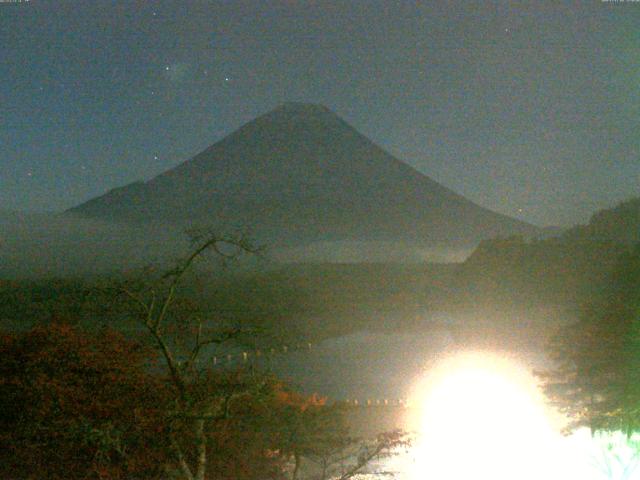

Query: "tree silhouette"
<box><xmin>539</xmin><ymin>244</ymin><xmax>640</xmax><ymax>434</ymax></box>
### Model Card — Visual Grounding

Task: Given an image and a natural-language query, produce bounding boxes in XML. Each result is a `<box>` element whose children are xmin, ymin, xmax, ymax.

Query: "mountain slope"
<box><xmin>451</xmin><ymin>197</ymin><xmax>639</xmax><ymax>311</ymax></box>
<box><xmin>69</xmin><ymin>103</ymin><xmax>537</xmax><ymax>246</ymax></box>
<box><xmin>563</xmin><ymin>197</ymin><xmax>640</xmax><ymax>244</ymax></box>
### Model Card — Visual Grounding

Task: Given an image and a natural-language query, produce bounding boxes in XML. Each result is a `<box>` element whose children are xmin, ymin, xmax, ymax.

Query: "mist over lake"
<box><xmin>2</xmin><ymin>2</ymin><xmax>639</xmax><ymax>478</ymax></box>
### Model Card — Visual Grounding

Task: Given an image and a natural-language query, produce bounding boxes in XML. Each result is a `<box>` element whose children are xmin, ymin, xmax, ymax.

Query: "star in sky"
<box><xmin>1</xmin><ymin>2</ymin><xmax>638</xmax><ymax>224</ymax></box>
<box><xmin>163</xmin><ymin>63</ymin><xmax>190</xmax><ymax>83</ymax></box>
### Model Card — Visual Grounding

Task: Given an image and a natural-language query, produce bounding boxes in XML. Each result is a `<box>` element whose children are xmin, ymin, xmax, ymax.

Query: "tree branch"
<box><xmin>194</xmin><ymin>419</ymin><xmax>207</xmax><ymax>480</ymax></box>
<box><xmin>170</xmin><ymin>435</ymin><xmax>194</xmax><ymax>480</ymax></box>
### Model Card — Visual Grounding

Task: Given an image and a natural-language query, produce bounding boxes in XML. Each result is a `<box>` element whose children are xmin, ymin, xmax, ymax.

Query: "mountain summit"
<box><xmin>69</xmin><ymin>103</ymin><xmax>537</xmax><ymax>246</ymax></box>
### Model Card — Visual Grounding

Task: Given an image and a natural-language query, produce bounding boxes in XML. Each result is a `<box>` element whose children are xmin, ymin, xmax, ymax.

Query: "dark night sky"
<box><xmin>1</xmin><ymin>1</ymin><xmax>638</xmax><ymax>226</ymax></box>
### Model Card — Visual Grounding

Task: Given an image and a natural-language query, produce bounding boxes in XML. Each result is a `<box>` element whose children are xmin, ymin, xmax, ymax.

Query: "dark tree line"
<box><xmin>540</xmin><ymin>244</ymin><xmax>640</xmax><ymax>435</ymax></box>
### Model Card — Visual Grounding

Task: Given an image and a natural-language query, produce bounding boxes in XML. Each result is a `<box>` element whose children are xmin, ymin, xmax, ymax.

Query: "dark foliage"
<box><xmin>539</xmin><ymin>244</ymin><xmax>640</xmax><ymax>434</ymax></box>
<box><xmin>0</xmin><ymin>323</ymin><xmax>169</xmax><ymax>479</ymax></box>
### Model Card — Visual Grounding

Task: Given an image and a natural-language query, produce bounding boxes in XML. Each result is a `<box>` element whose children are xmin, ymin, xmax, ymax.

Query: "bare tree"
<box><xmin>276</xmin><ymin>398</ymin><xmax>411</xmax><ymax>480</ymax></box>
<box><xmin>302</xmin><ymin>429</ymin><xmax>410</xmax><ymax>480</ymax></box>
<box><xmin>108</xmin><ymin>228</ymin><xmax>409</xmax><ymax>480</ymax></box>
<box><xmin>115</xmin><ymin>229</ymin><xmax>264</xmax><ymax>480</ymax></box>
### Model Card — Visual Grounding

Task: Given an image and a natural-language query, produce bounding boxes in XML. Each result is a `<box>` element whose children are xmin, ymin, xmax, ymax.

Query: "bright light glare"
<box><xmin>404</xmin><ymin>351</ymin><xmax>609</xmax><ymax>480</ymax></box>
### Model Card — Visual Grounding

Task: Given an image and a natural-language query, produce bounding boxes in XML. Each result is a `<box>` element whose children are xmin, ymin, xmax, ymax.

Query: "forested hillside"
<box><xmin>451</xmin><ymin>197</ymin><xmax>639</xmax><ymax>311</ymax></box>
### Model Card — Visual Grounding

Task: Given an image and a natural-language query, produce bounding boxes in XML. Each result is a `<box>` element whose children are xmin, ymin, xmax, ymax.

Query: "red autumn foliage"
<box><xmin>0</xmin><ymin>323</ymin><xmax>334</xmax><ymax>480</ymax></box>
<box><xmin>0</xmin><ymin>323</ymin><xmax>170</xmax><ymax>480</ymax></box>
<box><xmin>275</xmin><ymin>388</ymin><xmax>327</xmax><ymax>411</ymax></box>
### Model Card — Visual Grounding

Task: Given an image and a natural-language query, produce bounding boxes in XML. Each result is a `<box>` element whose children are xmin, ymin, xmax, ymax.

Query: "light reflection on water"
<box><xmin>273</xmin><ymin>327</ymin><xmax>640</xmax><ymax>480</ymax></box>
<box><xmin>371</xmin><ymin>428</ymin><xmax>640</xmax><ymax>480</ymax></box>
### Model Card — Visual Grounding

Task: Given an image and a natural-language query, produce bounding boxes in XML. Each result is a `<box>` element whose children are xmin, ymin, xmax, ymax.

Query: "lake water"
<box><xmin>263</xmin><ymin>320</ymin><xmax>640</xmax><ymax>480</ymax></box>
